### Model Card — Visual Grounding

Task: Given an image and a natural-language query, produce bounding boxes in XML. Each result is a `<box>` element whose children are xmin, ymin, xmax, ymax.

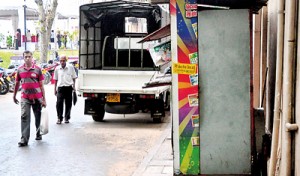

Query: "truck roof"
<box><xmin>80</xmin><ymin>0</ymin><xmax>159</xmax><ymax>12</ymax></box>
<box><xmin>80</xmin><ymin>0</ymin><xmax>161</xmax><ymax>36</ymax></box>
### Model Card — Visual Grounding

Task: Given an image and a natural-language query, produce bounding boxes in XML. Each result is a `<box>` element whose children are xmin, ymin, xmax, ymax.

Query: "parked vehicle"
<box><xmin>40</xmin><ymin>62</ymin><xmax>59</xmax><ymax>85</ymax></box>
<box><xmin>0</xmin><ymin>68</ymin><xmax>10</xmax><ymax>95</ymax></box>
<box><xmin>0</xmin><ymin>58</ymin><xmax>9</xmax><ymax>94</ymax></box>
<box><xmin>6</xmin><ymin>64</ymin><xmax>19</xmax><ymax>75</ymax></box>
<box><xmin>67</xmin><ymin>56</ymin><xmax>79</xmax><ymax>76</ymax></box>
<box><xmin>7</xmin><ymin>70</ymin><xmax>19</xmax><ymax>92</ymax></box>
<box><xmin>78</xmin><ymin>1</ymin><xmax>170</xmax><ymax>122</ymax></box>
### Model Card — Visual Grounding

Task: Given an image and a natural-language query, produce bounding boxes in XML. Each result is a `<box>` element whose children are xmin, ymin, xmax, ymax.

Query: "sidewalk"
<box><xmin>133</xmin><ymin>123</ymin><xmax>173</xmax><ymax>176</ymax></box>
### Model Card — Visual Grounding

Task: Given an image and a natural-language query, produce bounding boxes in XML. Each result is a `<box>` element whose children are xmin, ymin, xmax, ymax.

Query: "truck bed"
<box><xmin>77</xmin><ymin>70</ymin><xmax>170</xmax><ymax>95</ymax></box>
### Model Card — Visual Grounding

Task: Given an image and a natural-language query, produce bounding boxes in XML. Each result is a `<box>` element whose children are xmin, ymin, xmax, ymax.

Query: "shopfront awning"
<box><xmin>197</xmin><ymin>0</ymin><xmax>268</xmax><ymax>13</ymax></box>
<box><xmin>149</xmin><ymin>0</ymin><xmax>267</xmax><ymax>13</ymax></box>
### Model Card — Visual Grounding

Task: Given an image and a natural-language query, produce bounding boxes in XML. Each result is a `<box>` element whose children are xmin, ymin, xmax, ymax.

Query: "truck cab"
<box><xmin>78</xmin><ymin>0</ymin><xmax>170</xmax><ymax>122</ymax></box>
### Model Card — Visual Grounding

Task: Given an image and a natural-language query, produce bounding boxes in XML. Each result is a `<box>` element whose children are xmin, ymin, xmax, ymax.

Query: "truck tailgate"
<box><xmin>78</xmin><ymin>70</ymin><xmax>170</xmax><ymax>95</ymax></box>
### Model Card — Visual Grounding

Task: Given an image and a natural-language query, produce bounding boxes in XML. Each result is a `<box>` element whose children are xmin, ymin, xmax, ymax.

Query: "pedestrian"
<box><xmin>13</xmin><ymin>50</ymin><xmax>47</xmax><ymax>147</ymax></box>
<box><xmin>54</xmin><ymin>51</ymin><xmax>59</xmax><ymax>62</ymax></box>
<box><xmin>50</xmin><ymin>30</ymin><xmax>55</xmax><ymax>43</ymax></box>
<box><xmin>53</xmin><ymin>55</ymin><xmax>77</xmax><ymax>124</ymax></box>
<box><xmin>15</xmin><ymin>29</ymin><xmax>21</xmax><ymax>49</ymax></box>
<box><xmin>57</xmin><ymin>31</ymin><xmax>62</xmax><ymax>48</ymax></box>
<box><xmin>63</xmin><ymin>32</ymin><xmax>68</xmax><ymax>48</ymax></box>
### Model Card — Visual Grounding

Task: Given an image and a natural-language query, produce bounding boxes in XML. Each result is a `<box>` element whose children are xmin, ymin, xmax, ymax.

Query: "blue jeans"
<box><xmin>20</xmin><ymin>100</ymin><xmax>42</xmax><ymax>142</ymax></box>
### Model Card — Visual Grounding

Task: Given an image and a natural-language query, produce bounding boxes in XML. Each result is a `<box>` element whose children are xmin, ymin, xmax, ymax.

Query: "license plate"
<box><xmin>106</xmin><ymin>93</ymin><xmax>120</xmax><ymax>102</ymax></box>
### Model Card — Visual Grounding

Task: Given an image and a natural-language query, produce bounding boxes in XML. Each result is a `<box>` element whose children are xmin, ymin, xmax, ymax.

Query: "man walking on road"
<box><xmin>53</xmin><ymin>55</ymin><xmax>77</xmax><ymax>124</ymax></box>
<box><xmin>13</xmin><ymin>50</ymin><xmax>47</xmax><ymax>147</ymax></box>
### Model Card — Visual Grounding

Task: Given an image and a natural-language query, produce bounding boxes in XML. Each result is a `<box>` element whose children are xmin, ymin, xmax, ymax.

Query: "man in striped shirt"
<box><xmin>13</xmin><ymin>50</ymin><xmax>47</xmax><ymax>147</ymax></box>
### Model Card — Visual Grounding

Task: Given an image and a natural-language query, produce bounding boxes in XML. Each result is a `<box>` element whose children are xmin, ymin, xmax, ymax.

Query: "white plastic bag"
<box><xmin>40</xmin><ymin>108</ymin><xmax>49</xmax><ymax>135</ymax></box>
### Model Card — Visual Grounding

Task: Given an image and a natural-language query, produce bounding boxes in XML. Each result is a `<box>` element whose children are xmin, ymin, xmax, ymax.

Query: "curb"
<box><xmin>132</xmin><ymin>122</ymin><xmax>172</xmax><ymax>176</ymax></box>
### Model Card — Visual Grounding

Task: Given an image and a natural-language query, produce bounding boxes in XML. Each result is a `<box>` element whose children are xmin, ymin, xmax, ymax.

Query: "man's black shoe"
<box><xmin>18</xmin><ymin>141</ymin><xmax>28</xmax><ymax>147</ymax></box>
<box><xmin>35</xmin><ymin>135</ymin><xmax>42</xmax><ymax>140</ymax></box>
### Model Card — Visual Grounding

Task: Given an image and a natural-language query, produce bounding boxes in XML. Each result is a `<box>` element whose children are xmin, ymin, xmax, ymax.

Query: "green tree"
<box><xmin>35</xmin><ymin>0</ymin><xmax>58</xmax><ymax>63</ymax></box>
<box><xmin>6</xmin><ymin>35</ymin><xmax>12</xmax><ymax>48</ymax></box>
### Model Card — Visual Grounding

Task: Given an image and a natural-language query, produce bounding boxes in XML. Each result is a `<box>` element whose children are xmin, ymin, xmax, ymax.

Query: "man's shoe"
<box><xmin>18</xmin><ymin>141</ymin><xmax>28</xmax><ymax>147</ymax></box>
<box><xmin>64</xmin><ymin>119</ymin><xmax>69</xmax><ymax>123</ymax></box>
<box><xmin>35</xmin><ymin>135</ymin><xmax>42</xmax><ymax>140</ymax></box>
<box><xmin>56</xmin><ymin>119</ymin><xmax>62</xmax><ymax>124</ymax></box>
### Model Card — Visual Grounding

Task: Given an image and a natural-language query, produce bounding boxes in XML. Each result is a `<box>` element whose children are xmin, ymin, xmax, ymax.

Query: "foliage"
<box><xmin>34</xmin><ymin>49</ymin><xmax>79</xmax><ymax>62</ymax></box>
<box><xmin>68</xmin><ymin>29</ymin><xmax>79</xmax><ymax>49</ymax></box>
<box><xmin>57</xmin><ymin>50</ymin><xmax>79</xmax><ymax>57</ymax></box>
<box><xmin>6</xmin><ymin>35</ymin><xmax>12</xmax><ymax>47</ymax></box>
<box><xmin>32</xmin><ymin>51</ymin><xmax>42</xmax><ymax>61</ymax></box>
<box><xmin>0</xmin><ymin>50</ymin><xmax>78</xmax><ymax>68</ymax></box>
<box><xmin>35</xmin><ymin>0</ymin><xmax>58</xmax><ymax>63</ymax></box>
<box><xmin>69</xmin><ymin>29</ymin><xmax>79</xmax><ymax>42</ymax></box>
<box><xmin>0</xmin><ymin>52</ymin><xmax>16</xmax><ymax>68</ymax></box>
<box><xmin>60</xmin><ymin>32</ymin><xmax>69</xmax><ymax>48</ymax></box>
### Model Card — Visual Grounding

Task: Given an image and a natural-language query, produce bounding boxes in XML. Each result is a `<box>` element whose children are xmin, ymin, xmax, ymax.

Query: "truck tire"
<box><xmin>92</xmin><ymin>105</ymin><xmax>105</xmax><ymax>122</ymax></box>
<box><xmin>164</xmin><ymin>91</ymin><xmax>170</xmax><ymax>111</ymax></box>
<box><xmin>153</xmin><ymin>117</ymin><xmax>162</xmax><ymax>123</ymax></box>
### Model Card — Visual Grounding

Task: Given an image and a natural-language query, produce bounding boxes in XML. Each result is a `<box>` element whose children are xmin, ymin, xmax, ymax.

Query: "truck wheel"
<box><xmin>153</xmin><ymin>117</ymin><xmax>162</xmax><ymax>123</ymax></box>
<box><xmin>92</xmin><ymin>106</ymin><xmax>105</xmax><ymax>122</ymax></box>
<box><xmin>164</xmin><ymin>91</ymin><xmax>170</xmax><ymax>111</ymax></box>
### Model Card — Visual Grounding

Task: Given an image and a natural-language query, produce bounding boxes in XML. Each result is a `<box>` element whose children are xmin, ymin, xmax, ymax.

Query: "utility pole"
<box><xmin>23</xmin><ymin>0</ymin><xmax>27</xmax><ymax>50</ymax></box>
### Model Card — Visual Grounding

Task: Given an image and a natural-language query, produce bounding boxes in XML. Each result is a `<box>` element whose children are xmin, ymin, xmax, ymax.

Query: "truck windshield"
<box><xmin>125</xmin><ymin>17</ymin><xmax>147</xmax><ymax>34</ymax></box>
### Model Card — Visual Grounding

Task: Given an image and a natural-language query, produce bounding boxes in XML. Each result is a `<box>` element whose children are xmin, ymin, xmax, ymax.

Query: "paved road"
<box><xmin>0</xmin><ymin>84</ymin><xmax>171</xmax><ymax>176</ymax></box>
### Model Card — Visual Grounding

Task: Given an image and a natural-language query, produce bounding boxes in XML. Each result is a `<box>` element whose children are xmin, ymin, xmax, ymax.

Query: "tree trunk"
<box><xmin>35</xmin><ymin>0</ymin><xmax>58</xmax><ymax>63</ymax></box>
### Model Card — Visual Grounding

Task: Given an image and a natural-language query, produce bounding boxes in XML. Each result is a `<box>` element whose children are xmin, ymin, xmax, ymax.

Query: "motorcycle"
<box><xmin>0</xmin><ymin>69</ymin><xmax>10</xmax><ymax>95</ymax></box>
<box><xmin>7</xmin><ymin>70</ymin><xmax>21</xmax><ymax>92</ymax></box>
<box><xmin>42</xmin><ymin>68</ymin><xmax>52</xmax><ymax>85</ymax></box>
<box><xmin>41</xmin><ymin>62</ymin><xmax>59</xmax><ymax>85</ymax></box>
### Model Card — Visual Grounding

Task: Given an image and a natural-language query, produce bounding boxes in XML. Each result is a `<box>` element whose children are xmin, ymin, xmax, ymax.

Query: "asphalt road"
<box><xmin>0</xmin><ymin>84</ymin><xmax>171</xmax><ymax>176</ymax></box>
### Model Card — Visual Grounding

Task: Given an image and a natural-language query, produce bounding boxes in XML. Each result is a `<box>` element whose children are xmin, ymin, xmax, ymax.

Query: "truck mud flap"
<box><xmin>150</xmin><ymin>99</ymin><xmax>165</xmax><ymax>117</ymax></box>
<box><xmin>84</xmin><ymin>99</ymin><xmax>103</xmax><ymax>115</ymax></box>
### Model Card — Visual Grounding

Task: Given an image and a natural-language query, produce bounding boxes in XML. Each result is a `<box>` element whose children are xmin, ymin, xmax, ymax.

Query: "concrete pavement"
<box><xmin>0</xmin><ymin>84</ymin><xmax>173</xmax><ymax>176</ymax></box>
<box><xmin>133</xmin><ymin>122</ymin><xmax>173</xmax><ymax>176</ymax></box>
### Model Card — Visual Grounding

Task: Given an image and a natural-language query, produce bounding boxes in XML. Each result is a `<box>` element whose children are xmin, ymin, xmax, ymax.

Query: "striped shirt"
<box><xmin>16</xmin><ymin>64</ymin><xmax>44</xmax><ymax>103</ymax></box>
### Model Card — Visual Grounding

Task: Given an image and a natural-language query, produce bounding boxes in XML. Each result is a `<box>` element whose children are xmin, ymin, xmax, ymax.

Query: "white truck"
<box><xmin>78</xmin><ymin>1</ymin><xmax>170</xmax><ymax>122</ymax></box>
